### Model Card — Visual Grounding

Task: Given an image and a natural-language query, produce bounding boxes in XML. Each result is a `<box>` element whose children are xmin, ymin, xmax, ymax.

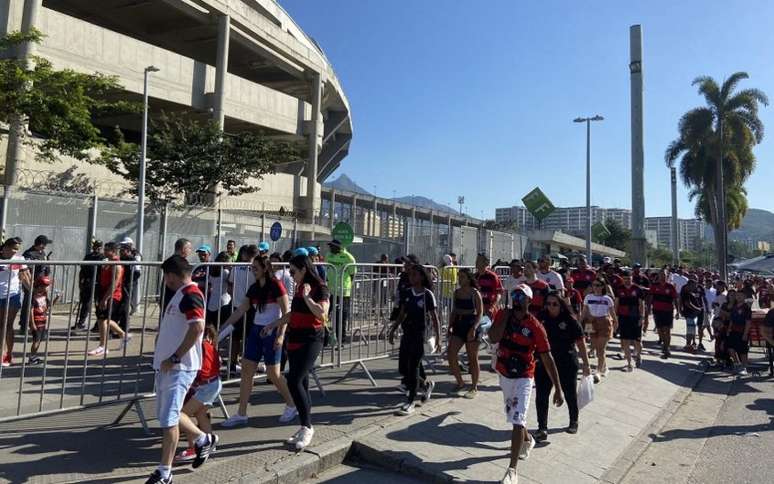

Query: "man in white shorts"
<box><xmin>488</xmin><ymin>284</ymin><xmax>564</xmax><ymax>484</ymax></box>
<box><xmin>146</xmin><ymin>256</ymin><xmax>218</xmax><ymax>484</ymax></box>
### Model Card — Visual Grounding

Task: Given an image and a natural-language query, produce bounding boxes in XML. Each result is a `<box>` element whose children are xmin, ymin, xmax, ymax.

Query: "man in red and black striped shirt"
<box><xmin>647</xmin><ymin>271</ymin><xmax>678</xmax><ymax>359</ymax></box>
<box><xmin>570</xmin><ymin>256</ymin><xmax>596</xmax><ymax>296</ymax></box>
<box><xmin>475</xmin><ymin>254</ymin><xmax>502</xmax><ymax>319</ymax></box>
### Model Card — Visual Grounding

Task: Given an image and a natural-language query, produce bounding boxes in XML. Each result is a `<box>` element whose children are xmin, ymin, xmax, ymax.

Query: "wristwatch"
<box><xmin>169</xmin><ymin>354</ymin><xmax>181</xmax><ymax>364</ymax></box>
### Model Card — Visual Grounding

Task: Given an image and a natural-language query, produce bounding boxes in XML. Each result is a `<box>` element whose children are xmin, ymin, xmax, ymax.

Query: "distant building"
<box><xmin>644</xmin><ymin>217</ymin><xmax>705</xmax><ymax>252</ymax></box>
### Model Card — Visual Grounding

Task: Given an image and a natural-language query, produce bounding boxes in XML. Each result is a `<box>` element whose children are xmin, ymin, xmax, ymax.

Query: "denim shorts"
<box><xmin>155</xmin><ymin>369</ymin><xmax>197</xmax><ymax>428</ymax></box>
<box><xmin>244</xmin><ymin>325</ymin><xmax>281</xmax><ymax>365</ymax></box>
<box><xmin>0</xmin><ymin>293</ymin><xmax>22</xmax><ymax>311</ymax></box>
<box><xmin>193</xmin><ymin>379</ymin><xmax>222</xmax><ymax>406</ymax></box>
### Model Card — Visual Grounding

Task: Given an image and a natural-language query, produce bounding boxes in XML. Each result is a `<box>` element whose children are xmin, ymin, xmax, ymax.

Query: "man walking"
<box><xmin>145</xmin><ymin>255</ymin><xmax>217</xmax><ymax>484</ymax></box>
<box><xmin>326</xmin><ymin>239</ymin><xmax>356</xmax><ymax>341</ymax></box>
<box><xmin>648</xmin><ymin>271</ymin><xmax>679</xmax><ymax>359</ymax></box>
<box><xmin>74</xmin><ymin>240</ymin><xmax>104</xmax><ymax>331</ymax></box>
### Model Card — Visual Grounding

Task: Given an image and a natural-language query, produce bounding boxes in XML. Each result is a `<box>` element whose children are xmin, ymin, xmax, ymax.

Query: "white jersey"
<box><xmin>153</xmin><ymin>283</ymin><xmax>204</xmax><ymax>371</ymax></box>
<box><xmin>584</xmin><ymin>294</ymin><xmax>614</xmax><ymax>318</ymax></box>
<box><xmin>537</xmin><ymin>270</ymin><xmax>565</xmax><ymax>292</ymax></box>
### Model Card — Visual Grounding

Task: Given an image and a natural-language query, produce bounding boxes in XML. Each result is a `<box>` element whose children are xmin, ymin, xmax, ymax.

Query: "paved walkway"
<box><xmin>0</xmin><ymin>317</ymin><xmax>712</xmax><ymax>484</ymax></box>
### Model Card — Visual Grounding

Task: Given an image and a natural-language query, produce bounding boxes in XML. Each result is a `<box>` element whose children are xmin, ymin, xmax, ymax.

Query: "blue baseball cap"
<box><xmin>294</xmin><ymin>247</ymin><xmax>309</xmax><ymax>257</ymax></box>
<box><xmin>307</xmin><ymin>246</ymin><xmax>319</xmax><ymax>256</ymax></box>
<box><xmin>258</xmin><ymin>241</ymin><xmax>270</xmax><ymax>252</ymax></box>
<box><xmin>196</xmin><ymin>244</ymin><xmax>212</xmax><ymax>254</ymax></box>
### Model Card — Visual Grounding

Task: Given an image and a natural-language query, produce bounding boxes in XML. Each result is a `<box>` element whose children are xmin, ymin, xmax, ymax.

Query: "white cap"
<box><xmin>442</xmin><ymin>254</ymin><xmax>453</xmax><ymax>265</ymax></box>
<box><xmin>120</xmin><ymin>236</ymin><xmax>134</xmax><ymax>246</ymax></box>
<box><xmin>512</xmin><ymin>283</ymin><xmax>533</xmax><ymax>300</ymax></box>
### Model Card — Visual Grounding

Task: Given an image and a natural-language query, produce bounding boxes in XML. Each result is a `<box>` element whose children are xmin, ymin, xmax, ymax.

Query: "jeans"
<box><xmin>287</xmin><ymin>338</ymin><xmax>323</xmax><ymax>428</ymax></box>
<box><xmin>398</xmin><ymin>333</ymin><xmax>426</xmax><ymax>403</ymax></box>
<box><xmin>535</xmin><ymin>355</ymin><xmax>579</xmax><ymax>429</ymax></box>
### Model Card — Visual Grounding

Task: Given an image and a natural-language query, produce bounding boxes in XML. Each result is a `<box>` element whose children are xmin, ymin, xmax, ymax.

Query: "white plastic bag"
<box><xmin>577</xmin><ymin>374</ymin><xmax>595</xmax><ymax>409</ymax></box>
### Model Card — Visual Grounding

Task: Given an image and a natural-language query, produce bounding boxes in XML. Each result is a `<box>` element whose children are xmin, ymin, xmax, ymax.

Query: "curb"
<box><xmin>598</xmin><ymin>360</ymin><xmax>710</xmax><ymax>484</ymax></box>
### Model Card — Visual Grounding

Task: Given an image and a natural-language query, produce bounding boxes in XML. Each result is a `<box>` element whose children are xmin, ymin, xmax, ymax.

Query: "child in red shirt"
<box><xmin>28</xmin><ymin>276</ymin><xmax>60</xmax><ymax>365</ymax></box>
<box><xmin>175</xmin><ymin>326</ymin><xmax>222</xmax><ymax>463</ymax></box>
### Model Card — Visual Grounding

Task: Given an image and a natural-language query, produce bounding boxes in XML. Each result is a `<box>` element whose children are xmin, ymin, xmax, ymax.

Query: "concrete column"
<box><xmin>329</xmin><ymin>189</ymin><xmax>336</xmax><ymax>230</ymax></box>
<box><xmin>392</xmin><ymin>202</ymin><xmax>398</xmax><ymax>239</ymax></box>
<box><xmin>4</xmin><ymin>0</ymin><xmax>42</xmax><ymax>187</ymax></box>
<box><xmin>447</xmin><ymin>215</ymin><xmax>453</xmax><ymax>253</ymax></box>
<box><xmin>304</xmin><ymin>73</ymin><xmax>323</xmax><ymax>224</ymax></box>
<box><xmin>428</xmin><ymin>210</ymin><xmax>435</xmax><ymax>253</ymax></box>
<box><xmin>372</xmin><ymin>197</ymin><xmax>378</xmax><ymax>237</ymax></box>
<box><xmin>630</xmin><ymin>25</ymin><xmax>647</xmax><ymax>265</ymax></box>
<box><xmin>213</xmin><ymin>14</ymin><xmax>231</xmax><ymax>129</ymax></box>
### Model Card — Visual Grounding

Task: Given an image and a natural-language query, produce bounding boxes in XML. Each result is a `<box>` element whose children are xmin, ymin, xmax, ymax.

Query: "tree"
<box><xmin>1</xmin><ymin>30</ymin><xmax>137</xmax><ymax>164</ymax></box>
<box><xmin>99</xmin><ymin>114</ymin><xmax>299</xmax><ymax>206</ymax></box>
<box><xmin>647</xmin><ymin>246</ymin><xmax>674</xmax><ymax>268</ymax></box>
<box><xmin>665</xmin><ymin>72</ymin><xmax>768</xmax><ymax>275</ymax></box>
<box><xmin>592</xmin><ymin>218</ymin><xmax>631</xmax><ymax>251</ymax></box>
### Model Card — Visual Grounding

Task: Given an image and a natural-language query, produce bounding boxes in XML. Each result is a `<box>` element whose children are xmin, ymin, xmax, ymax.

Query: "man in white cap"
<box><xmin>489</xmin><ymin>283</ymin><xmax>563</xmax><ymax>484</ymax></box>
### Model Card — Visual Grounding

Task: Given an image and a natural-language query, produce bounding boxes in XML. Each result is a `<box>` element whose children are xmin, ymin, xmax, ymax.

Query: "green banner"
<box><xmin>521</xmin><ymin>187</ymin><xmax>556</xmax><ymax>222</ymax></box>
<box><xmin>332</xmin><ymin>222</ymin><xmax>354</xmax><ymax>247</ymax></box>
<box><xmin>592</xmin><ymin>221</ymin><xmax>610</xmax><ymax>240</ymax></box>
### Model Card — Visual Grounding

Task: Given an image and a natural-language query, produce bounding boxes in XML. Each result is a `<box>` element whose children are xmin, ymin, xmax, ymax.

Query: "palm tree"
<box><xmin>665</xmin><ymin>72</ymin><xmax>767</xmax><ymax>276</ymax></box>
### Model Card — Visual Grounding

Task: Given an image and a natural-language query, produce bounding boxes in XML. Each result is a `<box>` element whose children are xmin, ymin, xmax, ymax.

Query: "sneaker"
<box><xmin>88</xmin><ymin>346</ymin><xmax>107</xmax><ymax>356</ymax></box>
<box><xmin>192</xmin><ymin>433</ymin><xmax>218</xmax><ymax>468</ymax></box>
<box><xmin>286</xmin><ymin>427</ymin><xmax>304</xmax><ymax>445</ymax></box>
<box><xmin>534</xmin><ymin>428</ymin><xmax>548</xmax><ymax>442</ymax></box>
<box><xmin>278</xmin><ymin>405</ymin><xmax>298</xmax><ymax>423</ymax></box>
<box><xmin>420</xmin><ymin>380</ymin><xmax>435</xmax><ymax>404</ymax></box>
<box><xmin>145</xmin><ymin>470</ymin><xmax>172</xmax><ymax>484</ymax></box>
<box><xmin>601</xmin><ymin>369</ymin><xmax>609</xmax><ymax>378</ymax></box>
<box><xmin>221</xmin><ymin>413</ymin><xmax>248</xmax><ymax>428</ymax></box>
<box><xmin>28</xmin><ymin>356</ymin><xmax>43</xmax><ymax>366</ymax></box>
<box><xmin>295</xmin><ymin>426</ymin><xmax>314</xmax><ymax>451</ymax></box>
<box><xmin>613</xmin><ymin>353</ymin><xmax>623</xmax><ymax>360</ymax></box>
<box><xmin>698</xmin><ymin>343</ymin><xmax>706</xmax><ymax>351</ymax></box>
<box><xmin>1</xmin><ymin>353</ymin><xmax>11</xmax><ymax>367</ymax></box>
<box><xmin>665</xmin><ymin>349</ymin><xmax>672</xmax><ymax>358</ymax></box>
<box><xmin>737</xmin><ymin>367</ymin><xmax>749</xmax><ymax>376</ymax></box>
<box><xmin>592</xmin><ymin>373</ymin><xmax>601</xmax><ymax>384</ymax></box>
<box><xmin>395</xmin><ymin>402</ymin><xmax>415</xmax><ymax>416</ymax></box>
<box><xmin>567</xmin><ymin>421</ymin><xmax>579</xmax><ymax>434</ymax></box>
<box><xmin>257</xmin><ymin>363</ymin><xmax>267</xmax><ymax>373</ymax></box>
<box><xmin>463</xmin><ymin>388</ymin><xmax>478</xmax><ymax>400</ymax></box>
<box><xmin>174</xmin><ymin>448</ymin><xmax>196</xmax><ymax>463</ymax></box>
<box><xmin>635</xmin><ymin>354</ymin><xmax>642</xmax><ymax>368</ymax></box>
<box><xmin>518</xmin><ymin>434</ymin><xmax>535</xmax><ymax>460</ymax></box>
<box><xmin>500</xmin><ymin>467</ymin><xmax>518</xmax><ymax>484</ymax></box>
<box><xmin>71</xmin><ymin>322</ymin><xmax>86</xmax><ymax>331</ymax></box>
<box><xmin>396</xmin><ymin>383</ymin><xmax>409</xmax><ymax>394</ymax></box>
<box><xmin>660</xmin><ymin>353</ymin><xmax>668</xmax><ymax>360</ymax></box>
<box><xmin>625</xmin><ymin>364</ymin><xmax>633</xmax><ymax>372</ymax></box>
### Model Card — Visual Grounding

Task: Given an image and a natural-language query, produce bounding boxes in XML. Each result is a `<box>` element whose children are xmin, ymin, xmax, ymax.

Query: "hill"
<box><xmin>729</xmin><ymin>208</ymin><xmax>774</xmax><ymax>242</ymax></box>
<box><xmin>393</xmin><ymin>195</ymin><xmax>457</xmax><ymax>214</ymax></box>
<box><xmin>323</xmin><ymin>174</ymin><xmax>371</xmax><ymax>195</ymax></box>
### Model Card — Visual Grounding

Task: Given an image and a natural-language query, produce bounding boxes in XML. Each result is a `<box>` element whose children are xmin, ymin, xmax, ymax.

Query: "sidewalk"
<box><xmin>0</xmin><ymin>320</ymin><xmax>705</xmax><ymax>484</ymax></box>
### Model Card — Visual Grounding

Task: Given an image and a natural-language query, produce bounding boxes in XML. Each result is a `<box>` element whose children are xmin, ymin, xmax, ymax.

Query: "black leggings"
<box><xmin>535</xmin><ymin>356</ymin><xmax>579</xmax><ymax>429</ymax></box>
<box><xmin>398</xmin><ymin>334</ymin><xmax>426</xmax><ymax>403</ymax></box>
<box><xmin>287</xmin><ymin>338</ymin><xmax>323</xmax><ymax>428</ymax></box>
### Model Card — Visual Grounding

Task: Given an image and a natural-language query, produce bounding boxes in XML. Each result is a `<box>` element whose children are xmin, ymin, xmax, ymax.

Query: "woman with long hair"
<box><xmin>260</xmin><ymin>255</ymin><xmax>329</xmax><ymax>450</ymax></box>
<box><xmin>219</xmin><ymin>255</ymin><xmax>296</xmax><ymax>427</ymax></box>
<box><xmin>534</xmin><ymin>292</ymin><xmax>591</xmax><ymax>441</ymax></box>
<box><xmin>581</xmin><ymin>276</ymin><xmax>617</xmax><ymax>383</ymax></box>
<box><xmin>389</xmin><ymin>264</ymin><xmax>441</xmax><ymax>416</ymax></box>
<box><xmin>447</xmin><ymin>268</ymin><xmax>483</xmax><ymax>398</ymax></box>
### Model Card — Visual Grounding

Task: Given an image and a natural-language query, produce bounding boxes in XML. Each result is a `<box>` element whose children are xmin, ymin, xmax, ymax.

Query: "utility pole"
<box><xmin>136</xmin><ymin>65</ymin><xmax>159</xmax><ymax>259</ymax></box>
<box><xmin>670</xmin><ymin>167</ymin><xmax>679</xmax><ymax>265</ymax></box>
<box><xmin>630</xmin><ymin>25</ymin><xmax>647</xmax><ymax>266</ymax></box>
<box><xmin>574</xmin><ymin>115</ymin><xmax>604</xmax><ymax>263</ymax></box>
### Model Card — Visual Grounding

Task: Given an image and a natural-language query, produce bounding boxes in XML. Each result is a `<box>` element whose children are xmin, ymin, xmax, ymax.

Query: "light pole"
<box><xmin>137</xmin><ymin>65</ymin><xmax>160</xmax><ymax>259</ymax></box>
<box><xmin>574</xmin><ymin>115</ymin><xmax>604</xmax><ymax>263</ymax></box>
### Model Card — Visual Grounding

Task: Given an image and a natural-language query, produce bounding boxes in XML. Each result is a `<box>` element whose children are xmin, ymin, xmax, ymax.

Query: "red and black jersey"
<box><xmin>525</xmin><ymin>279</ymin><xmax>550</xmax><ymax>316</ymax></box>
<box><xmin>567</xmin><ymin>287</ymin><xmax>583</xmax><ymax>315</ymax></box>
<box><xmin>287</xmin><ymin>283</ymin><xmax>330</xmax><ymax>350</ymax></box>
<box><xmin>649</xmin><ymin>282</ymin><xmax>677</xmax><ymax>313</ymax></box>
<box><xmin>476</xmin><ymin>269</ymin><xmax>502</xmax><ymax>310</ymax></box>
<box><xmin>615</xmin><ymin>284</ymin><xmax>645</xmax><ymax>317</ymax></box>
<box><xmin>570</xmin><ymin>268</ymin><xmax>596</xmax><ymax>293</ymax></box>
<box><xmin>494</xmin><ymin>311</ymin><xmax>550</xmax><ymax>379</ymax></box>
<box><xmin>608</xmin><ymin>274</ymin><xmax>624</xmax><ymax>291</ymax></box>
<box><xmin>179</xmin><ymin>284</ymin><xmax>206</xmax><ymax>321</ymax></box>
<box><xmin>245</xmin><ymin>278</ymin><xmax>287</xmax><ymax>307</ymax></box>
<box><xmin>98</xmin><ymin>257</ymin><xmax>124</xmax><ymax>302</ymax></box>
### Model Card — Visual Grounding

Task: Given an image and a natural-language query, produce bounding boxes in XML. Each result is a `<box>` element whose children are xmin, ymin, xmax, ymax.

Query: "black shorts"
<box><xmin>618</xmin><ymin>316</ymin><xmax>642</xmax><ymax>341</ymax></box>
<box><xmin>450</xmin><ymin>316</ymin><xmax>481</xmax><ymax>342</ymax></box>
<box><xmin>653</xmin><ymin>311</ymin><xmax>674</xmax><ymax>329</ymax></box>
<box><xmin>32</xmin><ymin>327</ymin><xmax>48</xmax><ymax>343</ymax></box>
<box><xmin>96</xmin><ymin>300</ymin><xmax>125</xmax><ymax>322</ymax></box>
<box><xmin>726</xmin><ymin>331</ymin><xmax>749</xmax><ymax>355</ymax></box>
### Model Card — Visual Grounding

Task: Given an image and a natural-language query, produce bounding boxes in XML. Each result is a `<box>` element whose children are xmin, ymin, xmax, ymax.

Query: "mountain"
<box><xmin>323</xmin><ymin>174</ymin><xmax>371</xmax><ymax>195</ymax></box>
<box><xmin>393</xmin><ymin>195</ymin><xmax>457</xmax><ymax>214</ymax></box>
<box><xmin>729</xmin><ymin>208</ymin><xmax>774</xmax><ymax>242</ymax></box>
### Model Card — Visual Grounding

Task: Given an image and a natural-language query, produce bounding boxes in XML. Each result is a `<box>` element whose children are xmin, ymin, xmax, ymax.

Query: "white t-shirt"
<box><xmin>153</xmin><ymin>283</ymin><xmax>205</xmax><ymax>371</ymax></box>
<box><xmin>275</xmin><ymin>268</ymin><xmax>295</xmax><ymax>298</ymax></box>
<box><xmin>703</xmin><ymin>287</ymin><xmax>717</xmax><ymax>312</ymax></box>
<box><xmin>0</xmin><ymin>255</ymin><xmax>27</xmax><ymax>298</ymax></box>
<box><xmin>670</xmin><ymin>273</ymin><xmax>689</xmax><ymax>294</ymax></box>
<box><xmin>502</xmin><ymin>275</ymin><xmax>526</xmax><ymax>308</ymax></box>
<box><xmin>207</xmin><ymin>270</ymin><xmax>232</xmax><ymax>312</ymax></box>
<box><xmin>538</xmin><ymin>270</ymin><xmax>565</xmax><ymax>292</ymax></box>
<box><xmin>228</xmin><ymin>265</ymin><xmax>255</xmax><ymax>308</ymax></box>
<box><xmin>584</xmin><ymin>294</ymin><xmax>614</xmax><ymax>318</ymax></box>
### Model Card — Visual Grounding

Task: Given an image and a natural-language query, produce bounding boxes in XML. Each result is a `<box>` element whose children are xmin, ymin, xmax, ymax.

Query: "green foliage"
<box><xmin>592</xmin><ymin>218</ymin><xmax>631</xmax><ymax>251</ymax></box>
<box><xmin>99</xmin><ymin>113</ymin><xmax>299</xmax><ymax>206</ymax></box>
<box><xmin>647</xmin><ymin>246</ymin><xmax>674</xmax><ymax>268</ymax></box>
<box><xmin>1</xmin><ymin>30</ymin><xmax>138</xmax><ymax>162</ymax></box>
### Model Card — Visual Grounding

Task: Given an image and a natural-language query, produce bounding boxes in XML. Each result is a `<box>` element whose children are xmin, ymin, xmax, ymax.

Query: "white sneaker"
<box><xmin>88</xmin><ymin>346</ymin><xmax>107</xmax><ymax>356</ymax></box>
<box><xmin>420</xmin><ymin>380</ymin><xmax>435</xmax><ymax>404</ymax></box>
<box><xmin>395</xmin><ymin>402</ymin><xmax>415</xmax><ymax>416</ymax></box>
<box><xmin>279</xmin><ymin>405</ymin><xmax>298</xmax><ymax>423</ymax></box>
<box><xmin>295</xmin><ymin>426</ymin><xmax>314</xmax><ymax>451</ymax></box>
<box><xmin>221</xmin><ymin>413</ymin><xmax>248</xmax><ymax>427</ymax></box>
<box><xmin>257</xmin><ymin>363</ymin><xmax>267</xmax><ymax>373</ymax></box>
<box><xmin>518</xmin><ymin>434</ymin><xmax>535</xmax><ymax>460</ymax></box>
<box><xmin>286</xmin><ymin>427</ymin><xmax>304</xmax><ymax>444</ymax></box>
<box><xmin>501</xmin><ymin>467</ymin><xmax>518</xmax><ymax>484</ymax></box>
<box><xmin>592</xmin><ymin>373</ymin><xmax>601</xmax><ymax>384</ymax></box>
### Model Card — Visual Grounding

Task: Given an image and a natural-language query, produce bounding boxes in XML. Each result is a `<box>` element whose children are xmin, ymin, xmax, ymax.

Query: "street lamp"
<box><xmin>573</xmin><ymin>115</ymin><xmax>604</xmax><ymax>263</ymax></box>
<box><xmin>137</xmin><ymin>65</ymin><xmax>160</xmax><ymax>260</ymax></box>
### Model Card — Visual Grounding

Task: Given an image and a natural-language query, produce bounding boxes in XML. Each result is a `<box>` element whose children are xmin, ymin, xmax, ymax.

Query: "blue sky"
<box><xmin>281</xmin><ymin>0</ymin><xmax>774</xmax><ymax>219</ymax></box>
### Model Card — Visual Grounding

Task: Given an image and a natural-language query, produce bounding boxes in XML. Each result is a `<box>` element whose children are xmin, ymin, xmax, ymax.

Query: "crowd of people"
<box><xmin>2</xmin><ymin>235</ymin><xmax>773</xmax><ymax>484</ymax></box>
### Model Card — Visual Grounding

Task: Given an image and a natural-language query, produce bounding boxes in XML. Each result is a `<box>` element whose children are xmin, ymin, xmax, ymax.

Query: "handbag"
<box><xmin>577</xmin><ymin>374</ymin><xmax>595</xmax><ymax>409</ymax></box>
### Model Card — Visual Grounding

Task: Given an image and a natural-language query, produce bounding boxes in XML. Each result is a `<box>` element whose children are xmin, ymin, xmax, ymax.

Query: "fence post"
<box><xmin>159</xmin><ymin>201</ymin><xmax>169</xmax><ymax>261</ymax></box>
<box><xmin>87</xmin><ymin>192</ymin><xmax>98</xmax><ymax>251</ymax></box>
<box><xmin>293</xmin><ymin>217</ymin><xmax>298</xmax><ymax>246</ymax></box>
<box><xmin>260</xmin><ymin>213</ymin><xmax>266</xmax><ymax>242</ymax></box>
<box><xmin>216</xmin><ymin>207</ymin><xmax>223</xmax><ymax>253</ymax></box>
<box><xmin>0</xmin><ymin>185</ymin><xmax>9</xmax><ymax>243</ymax></box>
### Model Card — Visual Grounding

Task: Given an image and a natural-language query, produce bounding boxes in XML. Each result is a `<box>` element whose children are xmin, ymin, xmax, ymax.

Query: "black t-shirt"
<box><xmin>729</xmin><ymin>305</ymin><xmax>751</xmax><ymax>333</ymax></box>
<box><xmin>23</xmin><ymin>247</ymin><xmax>49</xmax><ymax>279</ymax></box>
<box><xmin>401</xmin><ymin>288</ymin><xmax>436</xmax><ymax>337</ymax></box>
<box><xmin>680</xmin><ymin>286</ymin><xmax>703</xmax><ymax>318</ymax></box>
<box><xmin>539</xmin><ymin>313</ymin><xmax>584</xmax><ymax>360</ymax></box>
<box><xmin>80</xmin><ymin>251</ymin><xmax>105</xmax><ymax>282</ymax></box>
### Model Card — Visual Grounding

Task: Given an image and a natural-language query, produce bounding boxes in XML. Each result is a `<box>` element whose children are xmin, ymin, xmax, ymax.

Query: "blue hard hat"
<box><xmin>294</xmin><ymin>248</ymin><xmax>309</xmax><ymax>257</ymax></box>
<box><xmin>307</xmin><ymin>246</ymin><xmax>319</xmax><ymax>256</ymax></box>
<box><xmin>196</xmin><ymin>244</ymin><xmax>212</xmax><ymax>253</ymax></box>
<box><xmin>258</xmin><ymin>241</ymin><xmax>270</xmax><ymax>252</ymax></box>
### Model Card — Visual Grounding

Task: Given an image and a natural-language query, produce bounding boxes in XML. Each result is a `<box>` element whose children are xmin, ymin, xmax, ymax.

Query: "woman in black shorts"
<box><xmin>447</xmin><ymin>268</ymin><xmax>483</xmax><ymax>398</ymax></box>
<box><xmin>726</xmin><ymin>290</ymin><xmax>751</xmax><ymax>375</ymax></box>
